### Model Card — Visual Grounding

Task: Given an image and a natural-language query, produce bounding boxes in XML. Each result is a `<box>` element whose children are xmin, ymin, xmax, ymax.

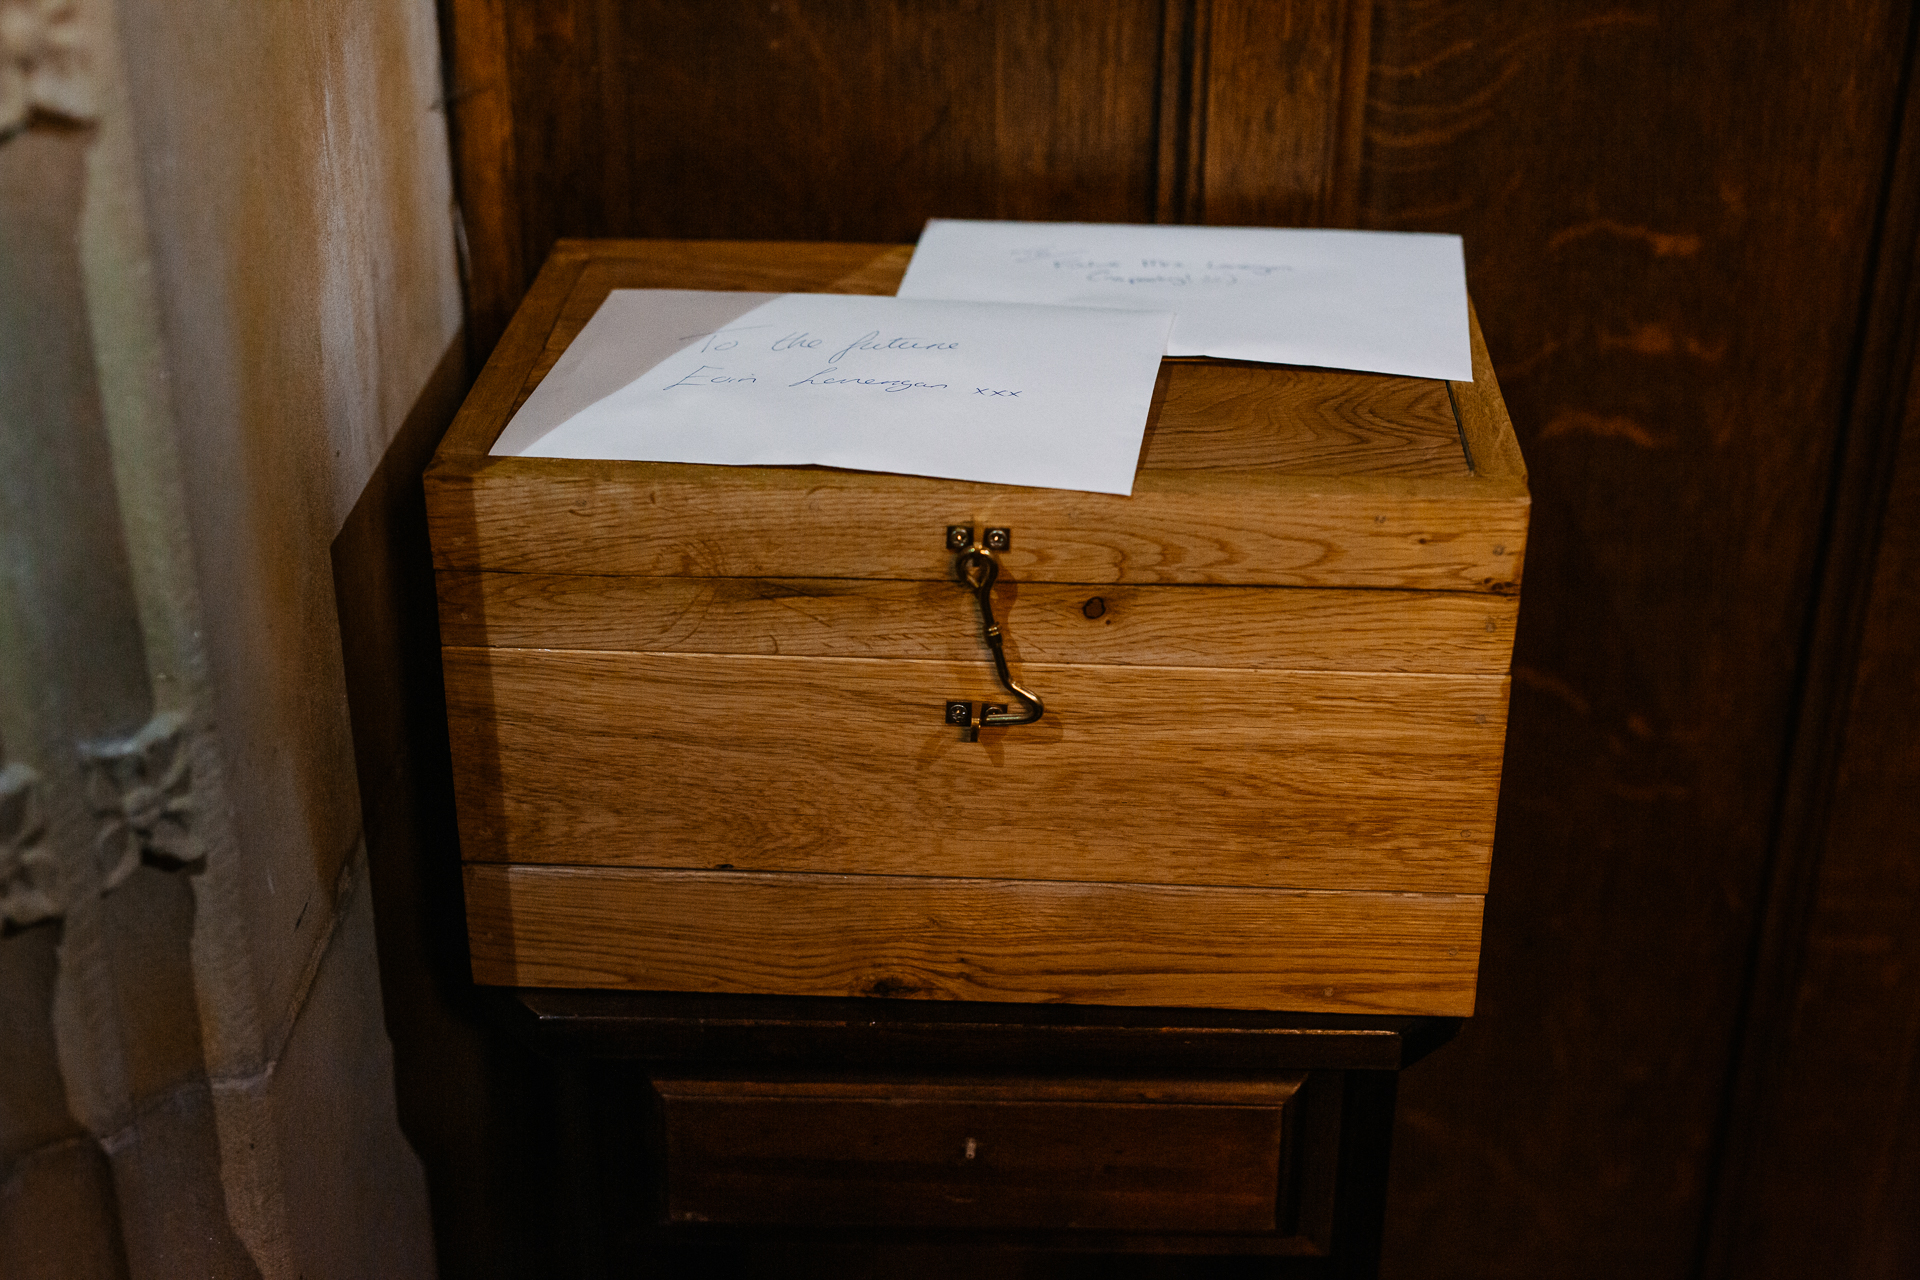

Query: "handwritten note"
<box><xmin>491</xmin><ymin>290</ymin><xmax>1175</xmax><ymax>495</ymax></box>
<box><xmin>897</xmin><ymin>220</ymin><xmax>1472</xmax><ymax>381</ymax></box>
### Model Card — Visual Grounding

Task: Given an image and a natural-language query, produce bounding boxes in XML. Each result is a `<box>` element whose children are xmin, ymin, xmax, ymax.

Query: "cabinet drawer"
<box><xmin>657</xmin><ymin>1076</ymin><xmax>1304</xmax><ymax>1233</ymax></box>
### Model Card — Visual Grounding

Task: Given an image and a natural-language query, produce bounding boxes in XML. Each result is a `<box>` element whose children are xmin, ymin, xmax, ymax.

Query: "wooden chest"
<box><xmin>428</xmin><ymin>239</ymin><xmax>1528</xmax><ymax>1018</ymax></box>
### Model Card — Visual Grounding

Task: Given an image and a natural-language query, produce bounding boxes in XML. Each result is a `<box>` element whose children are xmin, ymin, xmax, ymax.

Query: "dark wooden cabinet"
<box><xmin>334</xmin><ymin>4</ymin><xmax>1920</xmax><ymax>1276</ymax></box>
<box><xmin>423</xmin><ymin>231</ymin><xmax>1505</xmax><ymax>1271</ymax></box>
<box><xmin>494</xmin><ymin>989</ymin><xmax>1451</xmax><ymax>1274</ymax></box>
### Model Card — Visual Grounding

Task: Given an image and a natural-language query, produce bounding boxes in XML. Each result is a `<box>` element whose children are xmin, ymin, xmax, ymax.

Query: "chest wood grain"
<box><xmin>429</xmin><ymin>239</ymin><xmax>1528</xmax><ymax>1017</ymax></box>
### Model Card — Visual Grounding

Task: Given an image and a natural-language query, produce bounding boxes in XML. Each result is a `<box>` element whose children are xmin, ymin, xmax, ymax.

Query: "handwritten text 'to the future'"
<box><xmin>826</xmin><ymin>330</ymin><xmax>960</xmax><ymax>363</ymax></box>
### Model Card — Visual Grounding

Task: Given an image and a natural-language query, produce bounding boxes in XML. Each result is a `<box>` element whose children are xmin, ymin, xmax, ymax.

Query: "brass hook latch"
<box><xmin>943</xmin><ymin>525</ymin><xmax>1044</xmax><ymax>742</ymax></box>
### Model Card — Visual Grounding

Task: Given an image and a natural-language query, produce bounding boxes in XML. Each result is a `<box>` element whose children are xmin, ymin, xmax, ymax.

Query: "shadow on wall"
<box><xmin>329</xmin><ymin>332</ymin><xmax>591</xmax><ymax>1278</ymax></box>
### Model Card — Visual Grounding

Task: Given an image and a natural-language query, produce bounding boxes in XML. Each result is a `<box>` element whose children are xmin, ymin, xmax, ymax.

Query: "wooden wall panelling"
<box><xmin>446</xmin><ymin>1</ymin><xmax>1373</xmax><ymax>354</ymax></box>
<box><xmin>493</xmin><ymin>2</ymin><xmax>1163</xmax><ymax>260</ymax></box>
<box><xmin>1154</xmin><ymin>0</ymin><xmax>1209</xmax><ymax>223</ymax></box>
<box><xmin>1702</xmin><ymin>11</ymin><xmax>1920</xmax><ymax>1266</ymax></box>
<box><xmin>1710</xmin><ymin>280</ymin><xmax>1920</xmax><ymax>1280</ymax></box>
<box><xmin>444</xmin><ymin>0</ymin><xmax>522</xmax><ymax>358</ymax></box>
<box><xmin>1360</xmin><ymin>3</ymin><xmax>1918</xmax><ymax>1277</ymax></box>
<box><xmin>1197</xmin><ymin>0</ymin><xmax>1373</xmax><ymax>227</ymax></box>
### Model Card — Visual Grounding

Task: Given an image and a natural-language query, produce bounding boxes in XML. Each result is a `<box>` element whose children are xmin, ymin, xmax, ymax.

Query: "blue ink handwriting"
<box><xmin>828</xmin><ymin>330</ymin><xmax>961</xmax><ymax>363</ymax></box>
<box><xmin>789</xmin><ymin>368</ymin><xmax>948</xmax><ymax>393</ymax></box>
<box><xmin>1088</xmin><ymin>269</ymin><xmax>1237</xmax><ymax>286</ymax></box>
<box><xmin>666</xmin><ymin>364</ymin><xmax>757</xmax><ymax>389</ymax></box>
<box><xmin>1204</xmin><ymin>261</ymin><xmax>1290</xmax><ymax>276</ymax></box>
<box><xmin>675</xmin><ymin>324</ymin><xmax>775</xmax><ymax>353</ymax></box>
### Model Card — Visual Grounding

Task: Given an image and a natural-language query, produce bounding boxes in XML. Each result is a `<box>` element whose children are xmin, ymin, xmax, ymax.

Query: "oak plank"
<box><xmin>435</xmin><ymin>572</ymin><xmax>1520</xmax><ymax>673</ymax></box>
<box><xmin>426</xmin><ymin>459</ymin><xmax>1526</xmax><ymax>589</ymax></box>
<box><xmin>1145</xmin><ymin>364</ymin><xmax>1466</xmax><ymax>477</ymax></box>
<box><xmin>463</xmin><ymin>863</ymin><xmax>1484</xmax><ymax>1016</ymax></box>
<box><xmin>823</xmin><ymin>243</ymin><xmax>915</xmax><ymax>295</ymax></box>
<box><xmin>444</xmin><ymin>648</ymin><xmax>1508</xmax><ymax>894</ymax></box>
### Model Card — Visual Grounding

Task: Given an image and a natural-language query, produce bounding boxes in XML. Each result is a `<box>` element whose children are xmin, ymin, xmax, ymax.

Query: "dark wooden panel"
<box><xmin>1199</xmin><ymin>0</ymin><xmax>1372</xmax><ymax>227</ymax></box>
<box><xmin>451</xmin><ymin>1</ymin><xmax>1372</xmax><ymax>354</ymax></box>
<box><xmin>499</xmin><ymin>0</ymin><xmax>1163</xmax><ymax>277</ymax></box>
<box><xmin>443</xmin><ymin>0</ymin><xmax>523</xmax><ymax>358</ymax></box>
<box><xmin>658</xmin><ymin>1076</ymin><xmax>1301</xmax><ymax>1233</ymax></box>
<box><xmin>1156</xmin><ymin>0</ymin><xmax>1372</xmax><ymax>227</ymax></box>
<box><xmin>1703</xmin><ymin>150</ymin><xmax>1920</xmax><ymax>1274</ymax></box>
<box><xmin>1362</xmin><ymin>3</ymin><xmax>1918</xmax><ymax>1277</ymax></box>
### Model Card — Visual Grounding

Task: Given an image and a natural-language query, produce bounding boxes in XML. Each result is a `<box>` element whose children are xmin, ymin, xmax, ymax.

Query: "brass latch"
<box><xmin>943</xmin><ymin>526</ymin><xmax>1044</xmax><ymax>742</ymax></box>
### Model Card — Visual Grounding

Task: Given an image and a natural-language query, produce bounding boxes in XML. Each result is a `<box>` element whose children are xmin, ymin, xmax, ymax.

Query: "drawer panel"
<box><xmin>657</xmin><ymin>1076</ymin><xmax>1303</xmax><ymax>1232</ymax></box>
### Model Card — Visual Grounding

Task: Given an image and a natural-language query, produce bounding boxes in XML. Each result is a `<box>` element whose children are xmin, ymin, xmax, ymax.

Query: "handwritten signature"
<box><xmin>663</xmin><ymin>364</ymin><xmax>1018</xmax><ymax>396</ymax></box>
<box><xmin>665</xmin><ymin>365</ymin><xmax>758</xmax><ymax>389</ymax></box>
<box><xmin>788</xmin><ymin>368</ymin><xmax>949</xmax><ymax>393</ymax></box>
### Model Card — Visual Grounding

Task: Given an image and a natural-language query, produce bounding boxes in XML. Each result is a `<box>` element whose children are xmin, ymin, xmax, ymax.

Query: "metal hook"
<box><xmin>943</xmin><ymin>527</ymin><xmax>1044</xmax><ymax>738</ymax></box>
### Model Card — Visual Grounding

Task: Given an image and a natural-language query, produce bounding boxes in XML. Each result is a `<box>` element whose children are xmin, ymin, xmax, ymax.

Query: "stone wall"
<box><xmin>0</xmin><ymin>0</ymin><xmax>460</xmax><ymax>1273</ymax></box>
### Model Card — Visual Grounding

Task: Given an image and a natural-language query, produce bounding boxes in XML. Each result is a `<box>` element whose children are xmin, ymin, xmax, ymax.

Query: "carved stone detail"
<box><xmin>0</xmin><ymin>761</ymin><xmax>60</xmax><ymax>928</ymax></box>
<box><xmin>82</xmin><ymin>712</ymin><xmax>203</xmax><ymax>891</ymax></box>
<box><xmin>1</xmin><ymin>0</ymin><xmax>94</xmax><ymax>139</ymax></box>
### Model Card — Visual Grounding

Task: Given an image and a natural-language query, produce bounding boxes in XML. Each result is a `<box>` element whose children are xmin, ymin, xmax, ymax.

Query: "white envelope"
<box><xmin>492</xmin><ymin>290</ymin><xmax>1176</xmax><ymax>496</ymax></box>
<box><xmin>897</xmin><ymin>219</ymin><xmax>1471</xmax><ymax>381</ymax></box>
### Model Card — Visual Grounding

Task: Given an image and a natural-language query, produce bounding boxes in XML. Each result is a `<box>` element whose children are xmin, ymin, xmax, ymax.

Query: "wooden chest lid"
<box><xmin>428</xmin><ymin>240</ymin><xmax>1528</xmax><ymax>593</ymax></box>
